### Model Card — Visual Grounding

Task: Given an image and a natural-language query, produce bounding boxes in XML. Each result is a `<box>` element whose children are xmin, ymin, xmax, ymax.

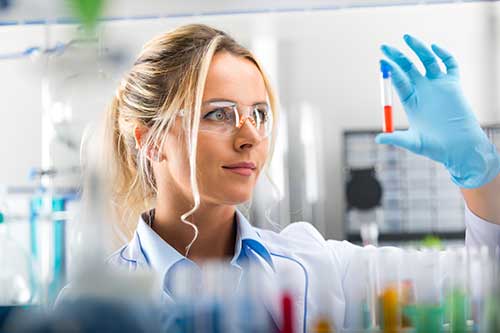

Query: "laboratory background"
<box><xmin>0</xmin><ymin>1</ymin><xmax>499</xmax><ymax>332</ymax></box>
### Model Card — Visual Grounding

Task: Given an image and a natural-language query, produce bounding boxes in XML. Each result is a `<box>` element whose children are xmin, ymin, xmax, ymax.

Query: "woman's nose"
<box><xmin>234</xmin><ymin>118</ymin><xmax>262</xmax><ymax>151</ymax></box>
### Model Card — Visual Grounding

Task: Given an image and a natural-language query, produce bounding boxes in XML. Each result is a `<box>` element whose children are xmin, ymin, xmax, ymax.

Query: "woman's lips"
<box><xmin>222</xmin><ymin>167</ymin><xmax>254</xmax><ymax>176</ymax></box>
<box><xmin>222</xmin><ymin>162</ymin><xmax>256</xmax><ymax>177</ymax></box>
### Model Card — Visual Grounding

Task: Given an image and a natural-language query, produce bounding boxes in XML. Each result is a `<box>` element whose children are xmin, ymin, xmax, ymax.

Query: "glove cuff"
<box><xmin>449</xmin><ymin>141</ymin><xmax>500</xmax><ymax>189</ymax></box>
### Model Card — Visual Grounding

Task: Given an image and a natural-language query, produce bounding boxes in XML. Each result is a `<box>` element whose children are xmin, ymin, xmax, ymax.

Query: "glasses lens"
<box><xmin>253</xmin><ymin>104</ymin><xmax>272</xmax><ymax>138</ymax></box>
<box><xmin>199</xmin><ymin>101</ymin><xmax>272</xmax><ymax>137</ymax></box>
<box><xmin>199</xmin><ymin>102</ymin><xmax>236</xmax><ymax>135</ymax></box>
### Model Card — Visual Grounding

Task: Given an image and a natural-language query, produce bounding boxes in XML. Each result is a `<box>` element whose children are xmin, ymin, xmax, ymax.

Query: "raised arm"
<box><xmin>376</xmin><ymin>34</ymin><xmax>500</xmax><ymax>225</ymax></box>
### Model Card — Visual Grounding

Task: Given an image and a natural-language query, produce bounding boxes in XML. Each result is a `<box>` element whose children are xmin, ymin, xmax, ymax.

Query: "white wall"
<box><xmin>270</xmin><ymin>3</ymin><xmax>500</xmax><ymax>239</ymax></box>
<box><xmin>1</xmin><ymin>2</ymin><xmax>498</xmax><ymax>239</ymax></box>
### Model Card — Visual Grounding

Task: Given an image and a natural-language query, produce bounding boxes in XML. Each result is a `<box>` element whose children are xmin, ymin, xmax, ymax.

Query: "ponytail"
<box><xmin>99</xmin><ymin>94</ymin><xmax>153</xmax><ymax>243</ymax></box>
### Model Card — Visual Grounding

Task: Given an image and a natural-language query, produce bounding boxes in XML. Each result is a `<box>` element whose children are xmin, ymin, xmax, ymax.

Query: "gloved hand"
<box><xmin>376</xmin><ymin>34</ymin><xmax>500</xmax><ymax>189</ymax></box>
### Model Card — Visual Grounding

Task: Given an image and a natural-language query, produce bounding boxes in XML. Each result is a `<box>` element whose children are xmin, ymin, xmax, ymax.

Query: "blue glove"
<box><xmin>376</xmin><ymin>34</ymin><xmax>500</xmax><ymax>189</ymax></box>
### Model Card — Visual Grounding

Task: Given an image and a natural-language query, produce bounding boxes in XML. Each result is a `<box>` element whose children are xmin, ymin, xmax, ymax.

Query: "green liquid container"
<box><xmin>404</xmin><ymin>304</ymin><xmax>443</xmax><ymax>333</ymax></box>
<box><xmin>445</xmin><ymin>289</ymin><xmax>468</xmax><ymax>333</ymax></box>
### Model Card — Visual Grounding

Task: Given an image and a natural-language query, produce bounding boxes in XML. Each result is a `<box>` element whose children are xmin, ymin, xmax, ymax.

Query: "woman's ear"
<box><xmin>134</xmin><ymin>125</ymin><xmax>147</xmax><ymax>150</ymax></box>
<box><xmin>134</xmin><ymin>125</ymin><xmax>166</xmax><ymax>162</ymax></box>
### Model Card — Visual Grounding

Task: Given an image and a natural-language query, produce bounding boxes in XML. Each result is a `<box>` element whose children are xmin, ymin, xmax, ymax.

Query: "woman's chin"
<box><xmin>200</xmin><ymin>183</ymin><xmax>255</xmax><ymax>205</ymax></box>
<box><xmin>216</xmin><ymin>190</ymin><xmax>253</xmax><ymax>205</ymax></box>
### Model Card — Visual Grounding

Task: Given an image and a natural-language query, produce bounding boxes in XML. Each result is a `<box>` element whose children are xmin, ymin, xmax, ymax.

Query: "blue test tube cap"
<box><xmin>380</xmin><ymin>61</ymin><xmax>391</xmax><ymax>79</ymax></box>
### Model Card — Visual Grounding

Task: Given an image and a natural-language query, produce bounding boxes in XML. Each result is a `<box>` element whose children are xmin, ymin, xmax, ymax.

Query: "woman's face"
<box><xmin>161</xmin><ymin>51</ymin><xmax>270</xmax><ymax>205</ymax></box>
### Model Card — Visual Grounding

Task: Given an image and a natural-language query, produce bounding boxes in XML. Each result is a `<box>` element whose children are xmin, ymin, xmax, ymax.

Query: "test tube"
<box><xmin>363</xmin><ymin>248</ymin><xmax>378</xmax><ymax>331</ymax></box>
<box><xmin>486</xmin><ymin>248</ymin><xmax>500</xmax><ymax>331</ymax></box>
<box><xmin>468</xmin><ymin>246</ymin><xmax>495</xmax><ymax>332</ymax></box>
<box><xmin>169</xmin><ymin>262</ymin><xmax>201</xmax><ymax>333</ymax></box>
<box><xmin>199</xmin><ymin>261</ymin><xmax>230</xmax><ymax>333</ymax></box>
<box><xmin>400</xmin><ymin>249</ymin><xmax>417</xmax><ymax>329</ymax></box>
<box><xmin>278</xmin><ymin>261</ymin><xmax>303</xmax><ymax>333</ymax></box>
<box><xmin>482</xmin><ymin>262</ymin><xmax>500</xmax><ymax>333</ymax></box>
<box><xmin>241</xmin><ymin>262</ymin><xmax>279</xmax><ymax>333</ymax></box>
<box><xmin>403</xmin><ymin>249</ymin><xmax>443</xmax><ymax>333</ymax></box>
<box><xmin>310</xmin><ymin>262</ymin><xmax>335</xmax><ymax>333</ymax></box>
<box><xmin>380</xmin><ymin>62</ymin><xmax>394</xmax><ymax>133</ymax></box>
<box><xmin>281</xmin><ymin>290</ymin><xmax>295</xmax><ymax>333</ymax></box>
<box><xmin>336</xmin><ymin>247</ymin><xmax>375</xmax><ymax>331</ymax></box>
<box><xmin>444</xmin><ymin>247</ymin><xmax>469</xmax><ymax>333</ymax></box>
<box><xmin>376</xmin><ymin>248</ymin><xmax>402</xmax><ymax>333</ymax></box>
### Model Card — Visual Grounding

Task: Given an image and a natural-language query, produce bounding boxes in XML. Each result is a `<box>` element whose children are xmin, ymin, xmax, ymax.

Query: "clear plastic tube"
<box><xmin>444</xmin><ymin>247</ymin><xmax>469</xmax><ymax>333</ymax></box>
<box><xmin>380</xmin><ymin>62</ymin><xmax>393</xmax><ymax>133</ymax></box>
<box><xmin>376</xmin><ymin>248</ymin><xmax>402</xmax><ymax>333</ymax></box>
<box><xmin>402</xmin><ymin>249</ymin><xmax>443</xmax><ymax>333</ymax></box>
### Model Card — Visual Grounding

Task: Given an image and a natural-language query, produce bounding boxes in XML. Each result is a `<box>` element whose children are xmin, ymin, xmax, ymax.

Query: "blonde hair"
<box><xmin>102</xmin><ymin>24</ymin><xmax>278</xmax><ymax>253</ymax></box>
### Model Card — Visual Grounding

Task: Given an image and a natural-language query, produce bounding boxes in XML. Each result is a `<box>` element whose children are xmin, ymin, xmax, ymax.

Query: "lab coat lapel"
<box><xmin>119</xmin><ymin>232</ymin><xmax>149</xmax><ymax>269</ymax></box>
<box><xmin>271</xmin><ymin>254</ymin><xmax>308</xmax><ymax>333</ymax></box>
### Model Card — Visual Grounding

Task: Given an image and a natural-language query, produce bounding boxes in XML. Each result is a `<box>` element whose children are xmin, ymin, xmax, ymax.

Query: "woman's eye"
<box><xmin>204</xmin><ymin>108</ymin><xmax>228</xmax><ymax>121</ymax></box>
<box><xmin>256</xmin><ymin>107</ymin><xmax>269</xmax><ymax>122</ymax></box>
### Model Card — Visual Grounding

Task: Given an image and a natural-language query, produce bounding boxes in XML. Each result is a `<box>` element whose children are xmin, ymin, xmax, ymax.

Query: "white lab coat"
<box><xmin>104</xmin><ymin>205</ymin><xmax>500</xmax><ymax>332</ymax></box>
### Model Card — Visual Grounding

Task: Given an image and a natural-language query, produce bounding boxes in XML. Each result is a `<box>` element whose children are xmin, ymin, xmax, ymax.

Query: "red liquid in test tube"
<box><xmin>281</xmin><ymin>291</ymin><xmax>294</xmax><ymax>333</ymax></box>
<box><xmin>384</xmin><ymin>105</ymin><xmax>393</xmax><ymax>133</ymax></box>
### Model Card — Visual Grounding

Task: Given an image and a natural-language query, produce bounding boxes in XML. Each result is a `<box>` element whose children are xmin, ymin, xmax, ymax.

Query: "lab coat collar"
<box><xmin>233</xmin><ymin>209</ymin><xmax>275</xmax><ymax>272</ymax></box>
<box><xmin>118</xmin><ymin>231</ymin><xmax>148</xmax><ymax>268</ymax></box>
<box><xmin>119</xmin><ymin>209</ymin><xmax>275</xmax><ymax>274</ymax></box>
<box><xmin>135</xmin><ymin>214</ymin><xmax>185</xmax><ymax>279</ymax></box>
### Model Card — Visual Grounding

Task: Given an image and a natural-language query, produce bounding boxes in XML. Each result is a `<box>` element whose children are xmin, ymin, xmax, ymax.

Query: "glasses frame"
<box><xmin>181</xmin><ymin>100</ymin><xmax>273</xmax><ymax>138</ymax></box>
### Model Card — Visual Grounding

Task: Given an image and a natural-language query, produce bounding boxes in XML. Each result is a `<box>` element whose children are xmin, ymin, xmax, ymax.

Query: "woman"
<box><xmin>102</xmin><ymin>24</ymin><xmax>500</xmax><ymax>331</ymax></box>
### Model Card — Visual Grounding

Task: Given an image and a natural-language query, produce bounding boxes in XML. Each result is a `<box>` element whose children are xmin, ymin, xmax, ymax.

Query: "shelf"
<box><xmin>347</xmin><ymin>231</ymin><xmax>466</xmax><ymax>243</ymax></box>
<box><xmin>0</xmin><ymin>0</ymin><xmax>496</xmax><ymax>26</ymax></box>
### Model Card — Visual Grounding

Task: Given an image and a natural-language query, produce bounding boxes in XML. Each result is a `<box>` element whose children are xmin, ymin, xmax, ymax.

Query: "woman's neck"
<box><xmin>152</xmin><ymin>193</ymin><xmax>237</xmax><ymax>264</ymax></box>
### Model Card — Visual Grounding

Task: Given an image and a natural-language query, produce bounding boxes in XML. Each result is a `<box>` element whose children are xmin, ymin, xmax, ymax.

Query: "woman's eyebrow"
<box><xmin>203</xmin><ymin>98</ymin><xmax>268</xmax><ymax>105</ymax></box>
<box><xmin>203</xmin><ymin>98</ymin><xmax>235</xmax><ymax>104</ymax></box>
